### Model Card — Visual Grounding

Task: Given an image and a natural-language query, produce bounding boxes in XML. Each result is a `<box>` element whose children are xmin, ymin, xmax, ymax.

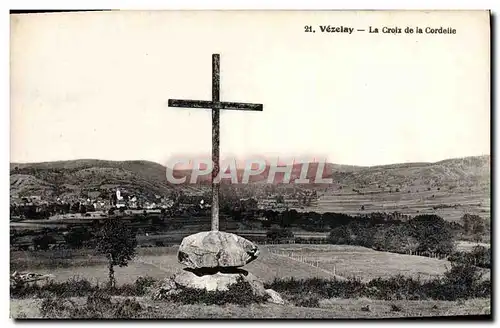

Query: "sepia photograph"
<box><xmin>9</xmin><ymin>10</ymin><xmax>491</xmax><ymax>319</ymax></box>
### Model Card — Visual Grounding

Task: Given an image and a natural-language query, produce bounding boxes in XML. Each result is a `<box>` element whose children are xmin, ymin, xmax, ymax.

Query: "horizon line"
<box><xmin>9</xmin><ymin>153</ymin><xmax>491</xmax><ymax>169</ymax></box>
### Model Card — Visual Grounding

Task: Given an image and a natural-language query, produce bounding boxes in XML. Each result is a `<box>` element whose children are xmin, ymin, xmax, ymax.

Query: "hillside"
<box><xmin>10</xmin><ymin>155</ymin><xmax>490</xmax><ymax>201</ymax></box>
<box><xmin>10</xmin><ymin>160</ymin><xmax>178</xmax><ymax>200</ymax></box>
<box><xmin>333</xmin><ymin>155</ymin><xmax>491</xmax><ymax>190</ymax></box>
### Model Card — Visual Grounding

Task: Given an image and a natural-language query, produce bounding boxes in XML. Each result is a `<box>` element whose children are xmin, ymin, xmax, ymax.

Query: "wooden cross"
<box><xmin>168</xmin><ymin>54</ymin><xmax>263</xmax><ymax>231</ymax></box>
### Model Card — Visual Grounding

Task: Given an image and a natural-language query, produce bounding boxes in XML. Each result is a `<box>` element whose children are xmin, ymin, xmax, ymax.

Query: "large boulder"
<box><xmin>178</xmin><ymin>231</ymin><xmax>259</xmax><ymax>269</ymax></box>
<box><xmin>171</xmin><ymin>269</ymin><xmax>267</xmax><ymax>297</ymax></box>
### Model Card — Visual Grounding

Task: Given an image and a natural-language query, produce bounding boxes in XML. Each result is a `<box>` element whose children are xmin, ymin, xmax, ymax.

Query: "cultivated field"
<box><xmin>305</xmin><ymin>187</ymin><xmax>490</xmax><ymax>222</ymax></box>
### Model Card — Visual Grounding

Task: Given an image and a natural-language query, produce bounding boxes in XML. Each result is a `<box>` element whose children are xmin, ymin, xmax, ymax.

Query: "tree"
<box><xmin>266</xmin><ymin>227</ymin><xmax>294</xmax><ymax>242</ymax></box>
<box><xmin>372</xmin><ymin>223</ymin><xmax>418</xmax><ymax>253</ymax></box>
<box><xmin>470</xmin><ymin>246</ymin><xmax>491</xmax><ymax>268</ymax></box>
<box><xmin>410</xmin><ymin>215</ymin><xmax>454</xmax><ymax>255</ymax></box>
<box><xmin>261</xmin><ymin>219</ymin><xmax>272</xmax><ymax>228</ymax></box>
<box><xmin>71</xmin><ymin>202</ymin><xmax>80</xmax><ymax>213</ymax></box>
<box><xmin>95</xmin><ymin>219</ymin><xmax>137</xmax><ymax>287</ymax></box>
<box><xmin>281</xmin><ymin>209</ymin><xmax>299</xmax><ymax>228</ymax></box>
<box><xmin>33</xmin><ymin>234</ymin><xmax>56</xmax><ymax>250</ymax></box>
<box><xmin>64</xmin><ymin>226</ymin><xmax>93</xmax><ymax>248</ymax></box>
<box><xmin>328</xmin><ymin>225</ymin><xmax>352</xmax><ymax>245</ymax></box>
<box><xmin>472</xmin><ymin>219</ymin><xmax>486</xmax><ymax>242</ymax></box>
<box><xmin>461</xmin><ymin>214</ymin><xmax>487</xmax><ymax>242</ymax></box>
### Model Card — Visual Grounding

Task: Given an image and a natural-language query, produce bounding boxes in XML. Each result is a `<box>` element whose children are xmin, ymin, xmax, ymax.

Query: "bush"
<box><xmin>33</xmin><ymin>234</ymin><xmax>57</xmax><ymax>250</ymax></box>
<box><xmin>266</xmin><ymin>227</ymin><xmax>294</xmax><ymax>242</ymax></box>
<box><xmin>133</xmin><ymin>276</ymin><xmax>157</xmax><ymax>295</ymax></box>
<box><xmin>266</xmin><ymin>263</ymin><xmax>490</xmax><ymax>302</ymax></box>
<box><xmin>11</xmin><ymin>278</ymin><xmax>96</xmax><ymax>299</ymax></box>
<box><xmin>410</xmin><ymin>215</ymin><xmax>455</xmax><ymax>255</ymax></box>
<box><xmin>390</xmin><ymin>304</ymin><xmax>402</xmax><ymax>312</ymax></box>
<box><xmin>435</xmin><ymin>262</ymin><xmax>485</xmax><ymax>300</ymax></box>
<box><xmin>294</xmin><ymin>296</ymin><xmax>321</xmax><ymax>308</ymax></box>
<box><xmin>11</xmin><ymin>277</ymin><xmax>159</xmax><ymax>299</ymax></box>
<box><xmin>449</xmin><ymin>247</ymin><xmax>490</xmax><ymax>269</ymax></box>
<box><xmin>87</xmin><ymin>291</ymin><xmax>112</xmax><ymax>305</ymax></box>
<box><xmin>40</xmin><ymin>295</ymin><xmax>151</xmax><ymax>319</ymax></box>
<box><xmin>167</xmin><ymin>277</ymin><xmax>268</xmax><ymax>306</ymax></box>
<box><xmin>40</xmin><ymin>298</ymin><xmax>76</xmax><ymax>318</ymax></box>
<box><xmin>64</xmin><ymin>227</ymin><xmax>93</xmax><ymax>248</ymax></box>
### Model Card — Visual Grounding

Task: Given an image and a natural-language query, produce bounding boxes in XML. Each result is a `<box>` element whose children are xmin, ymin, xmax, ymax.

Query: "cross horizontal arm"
<box><xmin>221</xmin><ymin>102</ymin><xmax>263</xmax><ymax>111</ymax></box>
<box><xmin>168</xmin><ymin>99</ymin><xmax>213</xmax><ymax>109</ymax></box>
<box><xmin>169</xmin><ymin>99</ymin><xmax>263</xmax><ymax>111</ymax></box>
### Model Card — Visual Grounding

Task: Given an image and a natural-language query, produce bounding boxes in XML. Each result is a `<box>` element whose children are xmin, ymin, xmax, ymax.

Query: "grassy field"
<box><xmin>10</xmin><ymin>245</ymin><xmax>336</xmax><ymax>285</ymax></box>
<box><xmin>268</xmin><ymin>244</ymin><xmax>491</xmax><ymax>281</ymax></box>
<box><xmin>10</xmin><ymin>244</ymin><xmax>491</xmax><ymax>319</ymax></box>
<box><xmin>267</xmin><ymin>244</ymin><xmax>452</xmax><ymax>281</ymax></box>
<box><xmin>12</xmin><ymin>243</ymin><xmax>490</xmax><ymax>286</ymax></box>
<box><xmin>10</xmin><ymin>296</ymin><xmax>490</xmax><ymax>319</ymax></box>
<box><xmin>306</xmin><ymin>187</ymin><xmax>490</xmax><ymax>222</ymax></box>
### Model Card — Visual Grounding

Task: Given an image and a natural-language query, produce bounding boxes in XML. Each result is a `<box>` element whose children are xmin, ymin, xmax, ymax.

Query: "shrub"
<box><xmin>266</xmin><ymin>227</ymin><xmax>294</xmax><ymax>242</ymax></box>
<box><xmin>266</xmin><ymin>263</ymin><xmax>491</xmax><ymax>302</ymax></box>
<box><xmin>40</xmin><ymin>298</ymin><xmax>76</xmax><ymax>318</ymax></box>
<box><xmin>410</xmin><ymin>215</ymin><xmax>455</xmax><ymax>255</ymax></box>
<box><xmin>294</xmin><ymin>296</ymin><xmax>321</xmax><ymax>308</ymax></box>
<box><xmin>33</xmin><ymin>234</ymin><xmax>57</xmax><ymax>250</ymax></box>
<box><xmin>64</xmin><ymin>227</ymin><xmax>93</xmax><ymax>248</ymax></box>
<box><xmin>167</xmin><ymin>277</ymin><xmax>268</xmax><ymax>306</ymax></box>
<box><xmin>133</xmin><ymin>276</ymin><xmax>157</xmax><ymax>295</ymax></box>
<box><xmin>39</xmin><ymin>295</ymin><xmax>153</xmax><ymax>319</ymax></box>
<box><xmin>390</xmin><ymin>304</ymin><xmax>402</xmax><ymax>312</ymax></box>
<box><xmin>86</xmin><ymin>291</ymin><xmax>112</xmax><ymax>309</ymax></box>
<box><xmin>449</xmin><ymin>247</ymin><xmax>491</xmax><ymax>269</ymax></box>
<box><xmin>112</xmin><ymin>299</ymin><xmax>144</xmax><ymax>318</ymax></box>
<box><xmin>434</xmin><ymin>262</ymin><xmax>485</xmax><ymax>300</ymax></box>
<box><xmin>11</xmin><ymin>278</ymin><xmax>96</xmax><ymax>299</ymax></box>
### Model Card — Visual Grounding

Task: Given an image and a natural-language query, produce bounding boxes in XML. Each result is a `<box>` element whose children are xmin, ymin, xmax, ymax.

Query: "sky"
<box><xmin>10</xmin><ymin>10</ymin><xmax>490</xmax><ymax>166</ymax></box>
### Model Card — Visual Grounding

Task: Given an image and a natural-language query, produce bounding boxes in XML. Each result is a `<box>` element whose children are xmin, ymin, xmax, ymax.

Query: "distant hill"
<box><xmin>177</xmin><ymin>156</ymin><xmax>490</xmax><ymax>188</ymax></box>
<box><xmin>328</xmin><ymin>155</ymin><xmax>491</xmax><ymax>190</ymax></box>
<box><xmin>10</xmin><ymin>159</ymin><xmax>177</xmax><ymax>200</ymax></box>
<box><xmin>10</xmin><ymin>155</ymin><xmax>490</xmax><ymax>201</ymax></box>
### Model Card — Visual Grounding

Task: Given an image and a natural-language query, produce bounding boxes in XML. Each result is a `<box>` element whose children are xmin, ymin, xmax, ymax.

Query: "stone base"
<box><xmin>152</xmin><ymin>268</ymin><xmax>284</xmax><ymax>304</ymax></box>
<box><xmin>173</xmin><ymin>268</ymin><xmax>266</xmax><ymax>296</ymax></box>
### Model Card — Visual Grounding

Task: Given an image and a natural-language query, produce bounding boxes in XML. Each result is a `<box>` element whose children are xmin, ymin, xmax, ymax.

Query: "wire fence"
<box><xmin>259</xmin><ymin>239</ymin><xmax>449</xmax><ymax>261</ymax></box>
<box><xmin>266</xmin><ymin>247</ymin><xmax>346</xmax><ymax>278</ymax></box>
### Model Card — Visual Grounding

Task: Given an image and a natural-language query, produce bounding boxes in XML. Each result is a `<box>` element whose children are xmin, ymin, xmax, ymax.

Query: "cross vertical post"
<box><xmin>212</xmin><ymin>54</ymin><xmax>220</xmax><ymax>232</ymax></box>
<box><xmin>168</xmin><ymin>54</ymin><xmax>263</xmax><ymax>233</ymax></box>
